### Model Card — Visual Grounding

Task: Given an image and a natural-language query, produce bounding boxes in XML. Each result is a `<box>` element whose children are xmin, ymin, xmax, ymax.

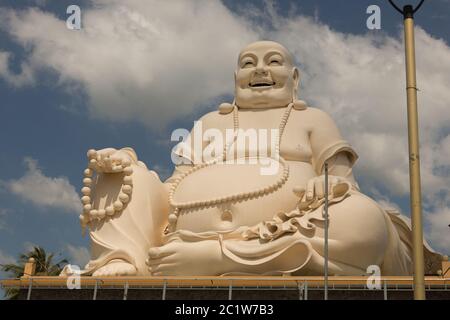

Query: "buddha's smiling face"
<box><xmin>235</xmin><ymin>41</ymin><xmax>299</xmax><ymax>109</ymax></box>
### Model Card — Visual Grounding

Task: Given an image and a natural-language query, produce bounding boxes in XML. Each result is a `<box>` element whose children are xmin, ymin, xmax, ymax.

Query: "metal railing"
<box><xmin>1</xmin><ymin>276</ymin><xmax>449</xmax><ymax>300</ymax></box>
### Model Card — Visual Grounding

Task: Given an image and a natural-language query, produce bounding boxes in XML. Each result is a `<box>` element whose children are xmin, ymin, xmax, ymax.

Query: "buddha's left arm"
<box><xmin>309</xmin><ymin>108</ymin><xmax>360</xmax><ymax>190</ymax></box>
<box><xmin>325</xmin><ymin>152</ymin><xmax>360</xmax><ymax>191</ymax></box>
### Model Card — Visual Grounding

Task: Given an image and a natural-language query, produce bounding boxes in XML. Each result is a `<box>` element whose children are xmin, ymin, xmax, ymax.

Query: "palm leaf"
<box><xmin>1</xmin><ymin>246</ymin><xmax>70</xmax><ymax>299</ymax></box>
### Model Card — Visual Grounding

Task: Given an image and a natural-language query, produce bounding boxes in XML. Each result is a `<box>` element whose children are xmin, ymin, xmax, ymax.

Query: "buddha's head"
<box><xmin>235</xmin><ymin>40</ymin><xmax>299</xmax><ymax>109</ymax></box>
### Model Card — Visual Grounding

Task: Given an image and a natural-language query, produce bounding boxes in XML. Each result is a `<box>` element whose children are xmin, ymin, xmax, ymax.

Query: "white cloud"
<box><xmin>0</xmin><ymin>51</ymin><xmax>34</xmax><ymax>87</ymax></box>
<box><xmin>0</xmin><ymin>1</ymin><xmax>257</xmax><ymax>130</ymax></box>
<box><xmin>65</xmin><ymin>244</ymin><xmax>90</xmax><ymax>268</ymax></box>
<box><xmin>425</xmin><ymin>207</ymin><xmax>450</xmax><ymax>254</ymax></box>
<box><xmin>1</xmin><ymin>1</ymin><xmax>448</xmax><ymax>194</ymax></box>
<box><xmin>23</xmin><ymin>241</ymin><xmax>38</xmax><ymax>253</ymax></box>
<box><xmin>0</xmin><ymin>250</ymin><xmax>16</xmax><ymax>266</ymax></box>
<box><xmin>5</xmin><ymin>158</ymin><xmax>81</xmax><ymax>213</ymax></box>
<box><xmin>152</xmin><ymin>164</ymin><xmax>172</xmax><ymax>181</ymax></box>
<box><xmin>372</xmin><ymin>195</ymin><xmax>402</xmax><ymax>213</ymax></box>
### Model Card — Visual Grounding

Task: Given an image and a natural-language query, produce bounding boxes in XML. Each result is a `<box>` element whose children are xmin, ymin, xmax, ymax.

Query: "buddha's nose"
<box><xmin>255</xmin><ymin>65</ymin><xmax>269</xmax><ymax>76</ymax></box>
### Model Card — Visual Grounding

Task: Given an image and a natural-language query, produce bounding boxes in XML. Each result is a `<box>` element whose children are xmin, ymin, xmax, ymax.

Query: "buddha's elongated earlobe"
<box><xmin>291</xmin><ymin>67</ymin><xmax>300</xmax><ymax>100</ymax></box>
<box><xmin>218</xmin><ymin>99</ymin><xmax>236</xmax><ymax>114</ymax></box>
<box><xmin>291</xmin><ymin>68</ymin><xmax>307</xmax><ymax>110</ymax></box>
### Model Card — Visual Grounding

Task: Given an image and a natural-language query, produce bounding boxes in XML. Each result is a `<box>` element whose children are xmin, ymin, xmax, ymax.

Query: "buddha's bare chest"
<box><xmin>211</xmin><ymin>109</ymin><xmax>313</xmax><ymax>163</ymax></box>
<box><xmin>172</xmin><ymin>109</ymin><xmax>315</xmax><ymax>233</ymax></box>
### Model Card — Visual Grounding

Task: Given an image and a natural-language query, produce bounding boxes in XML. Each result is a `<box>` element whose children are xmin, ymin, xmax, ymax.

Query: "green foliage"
<box><xmin>0</xmin><ymin>246</ymin><xmax>68</xmax><ymax>300</ymax></box>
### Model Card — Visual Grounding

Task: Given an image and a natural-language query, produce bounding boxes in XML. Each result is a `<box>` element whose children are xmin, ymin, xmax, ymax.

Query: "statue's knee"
<box><xmin>329</xmin><ymin>193</ymin><xmax>389</xmax><ymax>255</ymax></box>
<box><xmin>128</xmin><ymin>164</ymin><xmax>168</xmax><ymax>214</ymax></box>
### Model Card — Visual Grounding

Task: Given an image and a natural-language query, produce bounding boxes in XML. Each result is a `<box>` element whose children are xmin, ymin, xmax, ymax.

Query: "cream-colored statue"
<box><xmin>64</xmin><ymin>41</ymin><xmax>442</xmax><ymax>277</ymax></box>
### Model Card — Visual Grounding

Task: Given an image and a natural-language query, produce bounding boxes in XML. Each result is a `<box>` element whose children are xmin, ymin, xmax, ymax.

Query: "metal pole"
<box><xmin>93</xmin><ymin>280</ymin><xmax>98</xmax><ymax>300</ymax></box>
<box><xmin>388</xmin><ymin>0</ymin><xmax>426</xmax><ymax>301</ymax></box>
<box><xmin>26</xmin><ymin>278</ymin><xmax>33</xmax><ymax>300</ymax></box>
<box><xmin>304</xmin><ymin>281</ymin><xmax>308</xmax><ymax>300</ymax></box>
<box><xmin>123</xmin><ymin>282</ymin><xmax>129</xmax><ymax>300</ymax></box>
<box><xmin>404</xmin><ymin>5</ymin><xmax>426</xmax><ymax>301</ymax></box>
<box><xmin>298</xmin><ymin>283</ymin><xmax>303</xmax><ymax>300</ymax></box>
<box><xmin>162</xmin><ymin>281</ymin><xmax>167</xmax><ymax>300</ymax></box>
<box><xmin>323</xmin><ymin>162</ymin><xmax>329</xmax><ymax>300</ymax></box>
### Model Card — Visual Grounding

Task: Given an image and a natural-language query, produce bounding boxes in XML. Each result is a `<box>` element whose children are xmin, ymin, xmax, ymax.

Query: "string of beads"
<box><xmin>79</xmin><ymin>149</ymin><xmax>134</xmax><ymax>228</ymax></box>
<box><xmin>166</xmin><ymin>103</ymin><xmax>294</xmax><ymax>232</ymax></box>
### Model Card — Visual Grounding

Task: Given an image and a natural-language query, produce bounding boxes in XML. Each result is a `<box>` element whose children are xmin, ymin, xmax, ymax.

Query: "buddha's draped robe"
<box><xmin>64</xmin><ymin>106</ymin><xmax>442</xmax><ymax>276</ymax></box>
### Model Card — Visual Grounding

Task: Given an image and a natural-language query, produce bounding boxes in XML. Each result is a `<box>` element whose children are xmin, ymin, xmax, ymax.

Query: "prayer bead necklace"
<box><xmin>166</xmin><ymin>103</ymin><xmax>294</xmax><ymax>232</ymax></box>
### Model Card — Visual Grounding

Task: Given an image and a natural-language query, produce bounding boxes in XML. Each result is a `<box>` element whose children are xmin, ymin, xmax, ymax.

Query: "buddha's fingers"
<box><xmin>306</xmin><ymin>179</ymin><xmax>315</xmax><ymax>200</ymax></box>
<box><xmin>146</xmin><ymin>253</ymin><xmax>175</xmax><ymax>266</ymax></box>
<box><xmin>315</xmin><ymin>178</ymin><xmax>324</xmax><ymax>199</ymax></box>
<box><xmin>148</xmin><ymin>247</ymin><xmax>176</xmax><ymax>259</ymax></box>
<box><xmin>149</xmin><ymin>263</ymin><xmax>178</xmax><ymax>276</ymax></box>
<box><xmin>111</xmin><ymin>165</ymin><xmax>123</xmax><ymax>173</ymax></box>
<box><xmin>103</xmin><ymin>156</ymin><xmax>112</xmax><ymax>169</ymax></box>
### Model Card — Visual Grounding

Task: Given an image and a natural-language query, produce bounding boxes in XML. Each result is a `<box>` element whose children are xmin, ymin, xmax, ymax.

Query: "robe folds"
<box><xmin>62</xmin><ymin>106</ymin><xmax>443</xmax><ymax>276</ymax></box>
<box><xmin>162</xmin><ymin>181</ymin><xmax>441</xmax><ymax>276</ymax></box>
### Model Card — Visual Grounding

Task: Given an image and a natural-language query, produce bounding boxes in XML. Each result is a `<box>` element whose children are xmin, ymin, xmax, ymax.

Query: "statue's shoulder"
<box><xmin>193</xmin><ymin>103</ymin><xmax>236</xmax><ymax>129</ymax></box>
<box><xmin>201</xmin><ymin>102</ymin><xmax>235</xmax><ymax>120</ymax></box>
<box><xmin>292</xmin><ymin>106</ymin><xmax>338</xmax><ymax>129</ymax></box>
<box><xmin>195</xmin><ymin>109</ymin><xmax>227</xmax><ymax>127</ymax></box>
<box><xmin>299</xmin><ymin>106</ymin><xmax>334</xmax><ymax>121</ymax></box>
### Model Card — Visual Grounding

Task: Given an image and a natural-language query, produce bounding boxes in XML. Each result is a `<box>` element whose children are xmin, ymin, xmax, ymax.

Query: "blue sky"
<box><xmin>0</xmin><ymin>0</ymin><xmax>449</xmax><ymax>289</ymax></box>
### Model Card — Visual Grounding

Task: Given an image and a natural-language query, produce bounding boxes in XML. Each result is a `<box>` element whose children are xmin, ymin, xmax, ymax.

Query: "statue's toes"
<box><xmin>93</xmin><ymin>261</ymin><xmax>137</xmax><ymax>277</ymax></box>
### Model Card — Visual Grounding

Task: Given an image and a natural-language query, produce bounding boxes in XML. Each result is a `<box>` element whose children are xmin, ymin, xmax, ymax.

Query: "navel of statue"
<box><xmin>62</xmin><ymin>41</ymin><xmax>442</xmax><ymax>277</ymax></box>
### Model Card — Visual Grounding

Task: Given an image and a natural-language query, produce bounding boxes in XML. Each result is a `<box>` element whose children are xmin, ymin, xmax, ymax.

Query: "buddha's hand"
<box><xmin>304</xmin><ymin>175</ymin><xmax>348</xmax><ymax>201</ymax></box>
<box><xmin>146</xmin><ymin>240</ymin><xmax>227</xmax><ymax>276</ymax></box>
<box><xmin>87</xmin><ymin>148</ymin><xmax>137</xmax><ymax>173</ymax></box>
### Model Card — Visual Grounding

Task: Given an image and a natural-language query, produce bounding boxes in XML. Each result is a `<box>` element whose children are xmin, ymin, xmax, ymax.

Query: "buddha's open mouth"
<box><xmin>249</xmin><ymin>81</ymin><xmax>275</xmax><ymax>88</ymax></box>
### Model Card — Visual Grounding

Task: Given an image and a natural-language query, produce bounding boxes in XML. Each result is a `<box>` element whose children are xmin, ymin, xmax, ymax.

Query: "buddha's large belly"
<box><xmin>172</xmin><ymin>160</ymin><xmax>316</xmax><ymax>233</ymax></box>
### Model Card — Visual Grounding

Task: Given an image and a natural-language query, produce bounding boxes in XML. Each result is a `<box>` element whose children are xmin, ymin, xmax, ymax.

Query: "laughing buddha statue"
<box><xmin>66</xmin><ymin>41</ymin><xmax>442</xmax><ymax>277</ymax></box>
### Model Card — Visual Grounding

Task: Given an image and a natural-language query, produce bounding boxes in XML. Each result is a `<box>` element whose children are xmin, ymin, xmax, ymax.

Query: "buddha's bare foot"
<box><xmin>92</xmin><ymin>260</ymin><xmax>137</xmax><ymax>276</ymax></box>
<box><xmin>147</xmin><ymin>240</ymin><xmax>233</xmax><ymax>276</ymax></box>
